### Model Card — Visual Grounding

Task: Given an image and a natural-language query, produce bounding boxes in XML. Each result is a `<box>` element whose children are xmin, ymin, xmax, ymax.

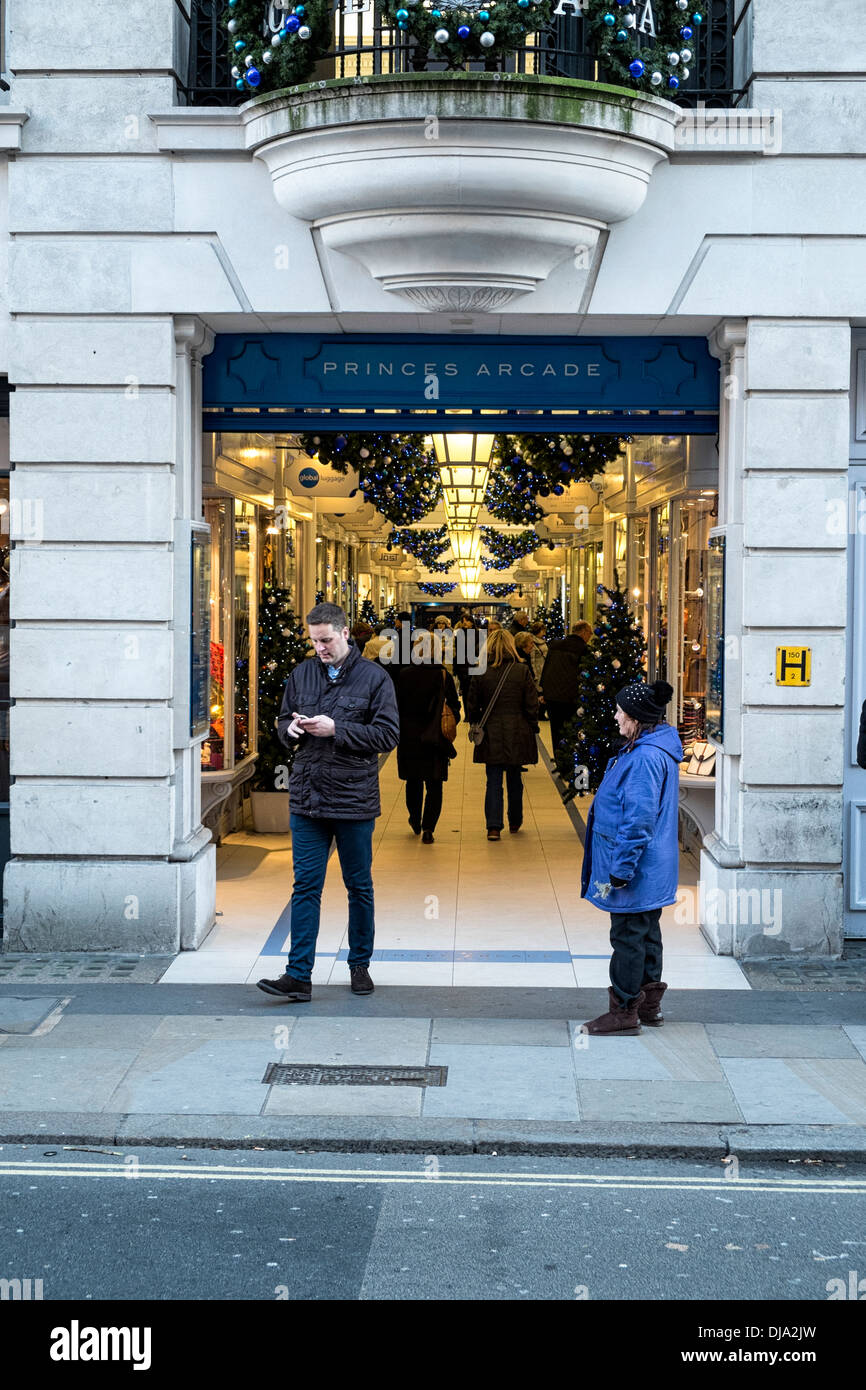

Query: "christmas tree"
<box><xmin>360</xmin><ymin>597</ymin><xmax>379</xmax><ymax>627</ymax></box>
<box><xmin>555</xmin><ymin>577</ymin><xmax>647</xmax><ymax>796</ymax></box>
<box><xmin>535</xmin><ymin>599</ymin><xmax>549</xmax><ymax>627</ymax></box>
<box><xmin>253</xmin><ymin>586</ymin><xmax>311</xmax><ymax>793</ymax></box>
<box><xmin>546</xmin><ymin>595</ymin><xmax>565</xmax><ymax>641</ymax></box>
<box><xmin>383</xmin><ymin>603</ymin><xmax>398</xmax><ymax>630</ymax></box>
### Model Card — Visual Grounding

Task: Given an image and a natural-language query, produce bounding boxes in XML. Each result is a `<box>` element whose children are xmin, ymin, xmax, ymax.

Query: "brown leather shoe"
<box><xmin>638</xmin><ymin>980</ymin><xmax>668</xmax><ymax>1027</ymax></box>
<box><xmin>487</xmin><ymin>830</ymin><xmax>501</xmax><ymax>841</ymax></box>
<box><xmin>580</xmin><ymin>987</ymin><xmax>644</xmax><ymax>1037</ymax></box>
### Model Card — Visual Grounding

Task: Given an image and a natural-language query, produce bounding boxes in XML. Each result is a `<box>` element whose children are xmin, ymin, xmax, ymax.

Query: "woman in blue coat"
<box><xmin>580</xmin><ymin>679</ymin><xmax>683</xmax><ymax>1036</ymax></box>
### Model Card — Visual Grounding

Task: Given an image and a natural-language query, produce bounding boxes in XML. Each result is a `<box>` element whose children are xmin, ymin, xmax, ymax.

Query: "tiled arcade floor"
<box><xmin>162</xmin><ymin>729</ymin><xmax>750</xmax><ymax>990</ymax></box>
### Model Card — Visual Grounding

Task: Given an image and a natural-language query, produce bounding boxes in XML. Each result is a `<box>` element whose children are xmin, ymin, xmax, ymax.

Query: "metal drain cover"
<box><xmin>263</xmin><ymin>1063</ymin><xmax>447</xmax><ymax>1088</ymax></box>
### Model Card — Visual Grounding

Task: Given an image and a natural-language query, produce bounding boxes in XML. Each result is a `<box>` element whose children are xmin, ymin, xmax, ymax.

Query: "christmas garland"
<box><xmin>418</xmin><ymin>581</ymin><xmax>457</xmax><ymax>596</ymax></box>
<box><xmin>299</xmin><ymin>433</ymin><xmax>442</xmax><ymax>525</ymax></box>
<box><xmin>479</xmin><ymin>526</ymin><xmax>539</xmax><ymax>570</ymax></box>
<box><xmin>387</xmin><ymin>526</ymin><xmax>452</xmax><ymax>573</ymax></box>
<box><xmin>484</xmin><ymin>432</ymin><xmax>627</xmax><ymax>523</ymax></box>
<box><xmin>380</xmin><ymin>0</ymin><xmax>554</xmax><ymax>74</ymax></box>
<box><xmin>584</xmin><ymin>0</ymin><xmax>700</xmax><ymax>93</ymax></box>
<box><xmin>482</xmin><ymin>582</ymin><xmax>518</xmax><ymax>597</ymax></box>
<box><xmin>225</xmin><ymin>0</ymin><xmax>333</xmax><ymax>94</ymax></box>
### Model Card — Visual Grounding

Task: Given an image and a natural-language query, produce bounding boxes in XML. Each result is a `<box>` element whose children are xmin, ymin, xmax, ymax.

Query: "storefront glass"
<box><xmin>202</xmin><ymin>498</ymin><xmax>227</xmax><ymax>771</ymax></box>
<box><xmin>652</xmin><ymin>503</ymin><xmax>670</xmax><ymax>682</ymax></box>
<box><xmin>676</xmin><ymin>494</ymin><xmax>716</xmax><ymax>743</ymax></box>
<box><xmin>233</xmin><ymin>500</ymin><xmax>257</xmax><ymax>762</ymax></box>
<box><xmin>630</xmin><ymin>515</ymin><xmax>649</xmax><ymax>647</ymax></box>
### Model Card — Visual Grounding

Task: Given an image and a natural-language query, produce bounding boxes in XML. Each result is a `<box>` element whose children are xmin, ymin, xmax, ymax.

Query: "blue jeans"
<box><xmin>484</xmin><ymin>764</ymin><xmax>524</xmax><ymax>831</ymax></box>
<box><xmin>287</xmin><ymin>813</ymin><xmax>375</xmax><ymax>982</ymax></box>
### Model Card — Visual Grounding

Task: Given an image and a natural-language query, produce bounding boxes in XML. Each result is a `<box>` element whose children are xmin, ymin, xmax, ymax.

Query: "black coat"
<box><xmin>277</xmin><ymin>641</ymin><xmax>399</xmax><ymax>818</ymax></box>
<box><xmin>858</xmin><ymin>699</ymin><xmax>866</xmax><ymax>769</ymax></box>
<box><xmin>394</xmin><ymin>663</ymin><xmax>461</xmax><ymax>783</ymax></box>
<box><xmin>466</xmin><ymin>659</ymin><xmax>539</xmax><ymax>766</ymax></box>
<box><xmin>540</xmin><ymin>634</ymin><xmax>589</xmax><ymax>703</ymax></box>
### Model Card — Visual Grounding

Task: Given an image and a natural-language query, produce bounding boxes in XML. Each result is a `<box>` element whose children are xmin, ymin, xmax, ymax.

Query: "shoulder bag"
<box><xmin>468</xmin><ymin>664</ymin><xmax>512</xmax><ymax>747</ymax></box>
<box><xmin>440</xmin><ymin>669</ymin><xmax>457</xmax><ymax>743</ymax></box>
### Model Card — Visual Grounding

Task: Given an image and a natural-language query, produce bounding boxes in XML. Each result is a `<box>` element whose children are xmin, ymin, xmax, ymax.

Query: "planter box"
<box><xmin>250</xmin><ymin>790</ymin><xmax>291</xmax><ymax>834</ymax></box>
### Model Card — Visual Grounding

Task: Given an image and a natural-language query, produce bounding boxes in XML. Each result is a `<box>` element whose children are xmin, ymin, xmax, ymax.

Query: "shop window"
<box><xmin>706</xmin><ymin>532</ymin><xmax>725</xmax><ymax>743</ymax></box>
<box><xmin>202</xmin><ymin>499</ymin><xmax>227</xmax><ymax>771</ymax></box>
<box><xmin>630</xmin><ymin>515</ymin><xmax>649</xmax><ymax>648</ymax></box>
<box><xmin>233</xmin><ymin>500</ymin><xmax>257</xmax><ymax>761</ymax></box>
<box><xmin>201</xmin><ymin>497</ymin><xmax>259</xmax><ymax>773</ymax></box>
<box><xmin>676</xmin><ymin>494</ymin><xmax>717</xmax><ymax>744</ymax></box>
<box><xmin>652</xmin><ymin>503</ymin><xmax>670</xmax><ymax>683</ymax></box>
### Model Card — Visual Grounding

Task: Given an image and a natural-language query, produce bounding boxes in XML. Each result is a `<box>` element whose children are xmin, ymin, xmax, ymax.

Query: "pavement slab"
<box><xmin>707</xmin><ymin>1023</ymin><xmax>861</xmax><ymax>1058</ymax></box>
<box><xmin>577</xmin><ymin>1080</ymin><xmax>744</xmax><ymax>1124</ymax></box>
<box><xmin>718</xmin><ymin>1058</ymin><xmax>864</xmax><ymax>1125</ymax></box>
<box><xmin>423</xmin><ymin>1043</ymin><xmax>580</xmax><ymax>1121</ymax></box>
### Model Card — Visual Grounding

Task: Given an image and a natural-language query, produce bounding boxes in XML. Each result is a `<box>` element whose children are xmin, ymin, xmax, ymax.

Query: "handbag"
<box><xmin>468</xmin><ymin>663</ymin><xmax>512</xmax><ymax>747</ymax></box>
<box><xmin>687</xmin><ymin>740</ymin><xmax>716</xmax><ymax>777</ymax></box>
<box><xmin>440</xmin><ymin>670</ymin><xmax>457</xmax><ymax>743</ymax></box>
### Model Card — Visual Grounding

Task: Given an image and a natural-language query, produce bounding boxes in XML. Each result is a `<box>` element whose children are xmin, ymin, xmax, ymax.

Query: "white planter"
<box><xmin>250</xmin><ymin>790</ymin><xmax>291</xmax><ymax>834</ymax></box>
<box><xmin>243</xmin><ymin>74</ymin><xmax>679</xmax><ymax>312</ymax></box>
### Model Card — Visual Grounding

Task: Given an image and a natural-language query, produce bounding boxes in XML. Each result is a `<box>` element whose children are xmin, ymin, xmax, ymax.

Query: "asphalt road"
<box><xmin>1</xmin><ymin>1145</ymin><xmax>865</xmax><ymax>1306</ymax></box>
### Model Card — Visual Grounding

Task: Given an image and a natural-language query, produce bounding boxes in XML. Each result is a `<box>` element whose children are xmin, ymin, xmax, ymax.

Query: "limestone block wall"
<box><xmin>2</xmin><ymin>1</ymin><xmax>215</xmax><ymax>952</ymax></box>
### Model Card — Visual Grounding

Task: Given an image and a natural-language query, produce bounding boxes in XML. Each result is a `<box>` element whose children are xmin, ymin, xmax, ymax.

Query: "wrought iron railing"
<box><xmin>184</xmin><ymin>0</ymin><xmax>740</xmax><ymax>108</ymax></box>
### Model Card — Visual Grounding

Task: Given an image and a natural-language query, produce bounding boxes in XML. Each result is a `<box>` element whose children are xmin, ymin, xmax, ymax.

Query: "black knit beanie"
<box><xmin>615</xmin><ymin>679</ymin><xmax>674</xmax><ymax>724</ymax></box>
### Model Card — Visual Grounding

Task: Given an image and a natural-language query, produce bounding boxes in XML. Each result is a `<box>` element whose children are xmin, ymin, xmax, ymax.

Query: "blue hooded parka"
<box><xmin>580</xmin><ymin>722</ymin><xmax>684</xmax><ymax>913</ymax></box>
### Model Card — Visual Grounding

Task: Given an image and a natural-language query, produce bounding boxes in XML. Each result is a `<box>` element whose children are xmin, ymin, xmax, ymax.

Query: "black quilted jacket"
<box><xmin>277</xmin><ymin>641</ymin><xmax>399</xmax><ymax>818</ymax></box>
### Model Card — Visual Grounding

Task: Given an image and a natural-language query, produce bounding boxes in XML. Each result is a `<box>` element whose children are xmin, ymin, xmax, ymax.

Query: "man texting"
<box><xmin>257</xmin><ymin>603</ymin><xmax>400</xmax><ymax>1002</ymax></box>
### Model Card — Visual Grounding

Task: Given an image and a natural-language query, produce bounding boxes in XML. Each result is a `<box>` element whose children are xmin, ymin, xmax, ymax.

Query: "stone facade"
<box><xmin>0</xmin><ymin>0</ymin><xmax>863</xmax><ymax>955</ymax></box>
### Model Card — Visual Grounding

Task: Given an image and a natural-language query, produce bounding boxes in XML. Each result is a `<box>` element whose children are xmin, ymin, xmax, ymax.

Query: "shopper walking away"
<box><xmin>541</xmin><ymin>620</ymin><xmax>593</xmax><ymax>752</ymax></box>
<box><xmin>466</xmin><ymin>628</ymin><xmax>539</xmax><ymax>840</ymax></box>
<box><xmin>394</xmin><ymin>631</ymin><xmax>461</xmax><ymax>844</ymax></box>
<box><xmin>580</xmin><ymin>679</ymin><xmax>682</xmax><ymax>1035</ymax></box>
<box><xmin>257</xmin><ymin>602</ymin><xmax>400</xmax><ymax>1002</ymax></box>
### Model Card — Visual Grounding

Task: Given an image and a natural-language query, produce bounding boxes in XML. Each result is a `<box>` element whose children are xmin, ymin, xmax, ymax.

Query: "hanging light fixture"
<box><xmin>461</xmin><ymin>579</ymin><xmax>482</xmax><ymax>600</ymax></box>
<box><xmin>430</xmin><ymin>433</ymin><xmax>495</xmax><ymax>531</ymax></box>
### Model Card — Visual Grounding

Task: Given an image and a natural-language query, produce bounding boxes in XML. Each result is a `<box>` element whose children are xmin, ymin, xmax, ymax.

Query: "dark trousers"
<box><xmin>287</xmin><ymin>813</ymin><xmax>375</xmax><ymax>981</ymax></box>
<box><xmin>547</xmin><ymin>700</ymin><xmax>578</xmax><ymax>753</ymax></box>
<box><xmin>484</xmin><ymin>764</ymin><xmax>524</xmax><ymax>831</ymax></box>
<box><xmin>405</xmin><ymin>778</ymin><xmax>444</xmax><ymax>832</ymax></box>
<box><xmin>608</xmin><ymin>909</ymin><xmax>664</xmax><ymax>1006</ymax></box>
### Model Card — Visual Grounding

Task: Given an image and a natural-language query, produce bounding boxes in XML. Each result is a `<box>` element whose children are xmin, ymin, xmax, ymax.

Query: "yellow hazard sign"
<box><xmin>775</xmin><ymin>646</ymin><xmax>811</xmax><ymax>685</ymax></box>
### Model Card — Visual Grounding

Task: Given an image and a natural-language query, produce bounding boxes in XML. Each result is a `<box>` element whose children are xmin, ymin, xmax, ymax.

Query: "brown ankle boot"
<box><xmin>581</xmin><ymin>987</ymin><xmax>644</xmax><ymax>1037</ymax></box>
<box><xmin>638</xmin><ymin>981</ymin><xmax>668</xmax><ymax>1027</ymax></box>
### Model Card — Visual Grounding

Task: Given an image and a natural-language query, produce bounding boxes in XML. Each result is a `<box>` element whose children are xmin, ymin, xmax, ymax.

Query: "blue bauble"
<box><xmin>235</xmin><ymin>78</ymin><xmax>245</xmax><ymax>89</ymax></box>
<box><xmin>603</xmin><ymin>12</ymin><xmax>615</xmax><ymax>23</ymax></box>
<box><xmin>295</xmin><ymin>4</ymin><xmax>305</xmax><ymax>11</ymax></box>
<box><xmin>431</xmin><ymin>8</ymin><xmax>441</xmax><ymax>14</ymax></box>
<box><xmin>629</xmin><ymin>59</ymin><xmax>645</xmax><ymax>77</ymax></box>
<box><xmin>518</xmin><ymin>0</ymin><xmax>530</xmax><ymax>8</ymax></box>
<box><xmin>479</xmin><ymin>8</ymin><xmax>490</xmax><ymax>16</ymax></box>
<box><xmin>615</xmin><ymin>29</ymin><xmax>627</xmax><ymax>41</ymax></box>
<box><xmin>692</xmin><ymin>10</ymin><xmax>702</xmax><ymax>20</ymax></box>
<box><xmin>458</xmin><ymin>23</ymin><xmax>470</xmax><ymax>36</ymax></box>
<box><xmin>286</xmin><ymin>14</ymin><xmax>300</xmax><ymax>31</ymax></box>
<box><xmin>553</xmin><ymin>485</ymin><xmax>564</xmax><ymax>496</ymax></box>
<box><xmin>396</xmin><ymin>6</ymin><xmax>408</xmax><ymax>16</ymax></box>
<box><xmin>668</xmin><ymin>75</ymin><xmax>679</xmax><ymax>88</ymax></box>
<box><xmin>398</xmin><ymin>19</ymin><xmax>408</xmax><ymax>26</ymax></box>
<box><xmin>335</xmin><ymin>434</ymin><xmax>348</xmax><ymax>450</ymax></box>
<box><xmin>594</xmin><ymin>628</ymin><xmax>603</xmax><ymax>636</ymax></box>
<box><xmin>234</xmin><ymin>39</ymin><xmax>246</xmax><ymax>50</ymax></box>
<box><xmin>246</xmin><ymin>67</ymin><xmax>261</xmax><ymax>86</ymax></box>
<box><xmin>680</xmin><ymin>24</ymin><xmax>693</xmax><ymax>37</ymax></box>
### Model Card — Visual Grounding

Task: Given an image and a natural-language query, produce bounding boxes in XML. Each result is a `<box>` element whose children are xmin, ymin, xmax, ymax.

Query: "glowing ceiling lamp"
<box><xmin>461</xmin><ymin>580</ymin><xmax>482</xmax><ymax>600</ymax></box>
<box><xmin>430</xmin><ymin>433</ymin><xmax>495</xmax><ymax>531</ymax></box>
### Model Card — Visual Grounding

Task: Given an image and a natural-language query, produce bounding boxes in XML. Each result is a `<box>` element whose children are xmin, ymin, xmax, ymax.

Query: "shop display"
<box><xmin>253</xmin><ymin>585</ymin><xmax>311</xmax><ymax>796</ymax></box>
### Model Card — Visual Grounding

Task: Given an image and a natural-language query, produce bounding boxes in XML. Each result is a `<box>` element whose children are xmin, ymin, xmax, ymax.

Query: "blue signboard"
<box><xmin>202</xmin><ymin>334</ymin><xmax>719</xmax><ymax>435</ymax></box>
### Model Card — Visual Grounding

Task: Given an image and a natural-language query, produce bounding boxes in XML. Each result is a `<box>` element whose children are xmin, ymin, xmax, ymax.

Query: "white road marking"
<box><xmin>0</xmin><ymin>1160</ymin><xmax>864</xmax><ymax>1195</ymax></box>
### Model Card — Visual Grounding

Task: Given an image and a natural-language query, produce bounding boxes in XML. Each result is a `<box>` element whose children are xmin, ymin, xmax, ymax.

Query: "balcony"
<box><xmin>243</xmin><ymin>72</ymin><xmax>679</xmax><ymax>312</ymax></box>
<box><xmin>183</xmin><ymin>0</ymin><xmax>739</xmax><ymax>109</ymax></box>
